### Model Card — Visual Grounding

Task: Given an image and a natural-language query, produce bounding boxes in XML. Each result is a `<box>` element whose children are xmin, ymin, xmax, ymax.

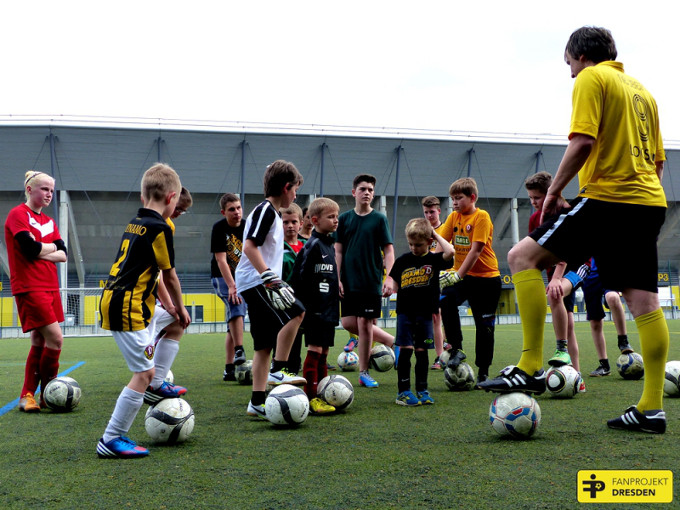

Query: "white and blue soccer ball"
<box><xmin>145</xmin><ymin>397</ymin><xmax>195</xmax><ymax>444</ymax></box>
<box><xmin>318</xmin><ymin>374</ymin><xmax>354</xmax><ymax>411</ymax></box>
<box><xmin>616</xmin><ymin>352</ymin><xmax>644</xmax><ymax>380</ymax></box>
<box><xmin>43</xmin><ymin>376</ymin><xmax>82</xmax><ymax>412</ymax></box>
<box><xmin>337</xmin><ymin>351</ymin><xmax>359</xmax><ymax>371</ymax></box>
<box><xmin>489</xmin><ymin>392</ymin><xmax>541</xmax><ymax>439</ymax></box>
<box><xmin>444</xmin><ymin>362</ymin><xmax>476</xmax><ymax>391</ymax></box>
<box><xmin>265</xmin><ymin>384</ymin><xmax>309</xmax><ymax>426</ymax></box>
<box><xmin>369</xmin><ymin>344</ymin><xmax>395</xmax><ymax>372</ymax></box>
<box><xmin>545</xmin><ymin>365</ymin><xmax>581</xmax><ymax>398</ymax></box>
<box><xmin>664</xmin><ymin>360</ymin><xmax>680</xmax><ymax>397</ymax></box>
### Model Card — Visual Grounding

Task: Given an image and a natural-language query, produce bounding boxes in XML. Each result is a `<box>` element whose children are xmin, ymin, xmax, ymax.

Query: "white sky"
<box><xmin>2</xmin><ymin>0</ymin><xmax>679</xmax><ymax>143</ymax></box>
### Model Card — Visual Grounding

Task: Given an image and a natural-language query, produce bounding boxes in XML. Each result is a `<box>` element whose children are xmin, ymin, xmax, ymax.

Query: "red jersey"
<box><xmin>4</xmin><ymin>203</ymin><xmax>62</xmax><ymax>294</ymax></box>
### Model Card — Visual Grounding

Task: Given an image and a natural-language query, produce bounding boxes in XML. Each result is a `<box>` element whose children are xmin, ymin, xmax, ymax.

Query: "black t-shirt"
<box><xmin>210</xmin><ymin>218</ymin><xmax>245</xmax><ymax>279</ymax></box>
<box><xmin>389</xmin><ymin>251</ymin><xmax>448</xmax><ymax>317</ymax></box>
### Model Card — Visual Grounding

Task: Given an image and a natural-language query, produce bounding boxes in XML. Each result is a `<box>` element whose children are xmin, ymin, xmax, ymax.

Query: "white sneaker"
<box><xmin>267</xmin><ymin>368</ymin><xmax>306</xmax><ymax>386</ymax></box>
<box><xmin>246</xmin><ymin>401</ymin><xmax>266</xmax><ymax>419</ymax></box>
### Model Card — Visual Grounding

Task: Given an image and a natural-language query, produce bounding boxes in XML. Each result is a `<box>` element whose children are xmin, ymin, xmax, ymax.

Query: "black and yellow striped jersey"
<box><xmin>100</xmin><ymin>208</ymin><xmax>175</xmax><ymax>331</ymax></box>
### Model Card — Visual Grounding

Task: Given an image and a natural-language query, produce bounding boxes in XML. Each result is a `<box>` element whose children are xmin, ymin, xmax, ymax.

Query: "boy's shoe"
<box><xmin>223</xmin><ymin>370</ymin><xmax>236</xmax><ymax>382</ymax></box>
<box><xmin>327</xmin><ymin>362</ymin><xmax>337</xmax><ymax>371</ymax></box>
<box><xmin>607</xmin><ymin>406</ymin><xmax>666</xmax><ymax>434</ymax></box>
<box><xmin>96</xmin><ymin>436</ymin><xmax>149</xmax><ymax>459</ymax></box>
<box><xmin>395</xmin><ymin>390</ymin><xmax>421</xmax><ymax>406</ymax></box>
<box><xmin>234</xmin><ymin>347</ymin><xmax>246</xmax><ymax>366</ymax></box>
<box><xmin>246</xmin><ymin>401</ymin><xmax>266</xmax><ymax>419</ymax></box>
<box><xmin>589</xmin><ymin>365</ymin><xmax>611</xmax><ymax>377</ymax></box>
<box><xmin>578</xmin><ymin>378</ymin><xmax>586</xmax><ymax>393</ymax></box>
<box><xmin>18</xmin><ymin>392</ymin><xmax>40</xmax><ymax>413</ymax></box>
<box><xmin>310</xmin><ymin>397</ymin><xmax>336</xmax><ymax>414</ymax></box>
<box><xmin>446</xmin><ymin>349</ymin><xmax>467</xmax><ymax>371</ymax></box>
<box><xmin>268</xmin><ymin>368</ymin><xmax>306</xmax><ymax>386</ymax></box>
<box><xmin>475</xmin><ymin>373</ymin><xmax>488</xmax><ymax>389</ymax></box>
<box><xmin>548</xmin><ymin>349</ymin><xmax>571</xmax><ymax>367</ymax></box>
<box><xmin>618</xmin><ymin>340</ymin><xmax>634</xmax><ymax>354</ymax></box>
<box><xmin>417</xmin><ymin>390</ymin><xmax>434</xmax><ymax>405</ymax></box>
<box><xmin>344</xmin><ymin>334</ymin><xmax>359</xmax><ymax>352</ymax></box>
<box><xmin>358</xmin><ymin>373</ymin><xmax>379</xmax><ymax>388</ymax></box>
<box><xmin>477</xmin><ymin>365</ymin><xmax>546</xmax><ymax>395</ymax></box>
<box><xmin>431</xmin><ymin>358</ymin><xmax>443</xmax><ymax>370</ymax></box>
<box><xmin>443</xmin><ymin>342</ymin><xmax>452</xmax><ymax>351</ymax></box>
<box><xmin>144</xmin><ymin>381</ymin><xmax>187</xmax><ymax>405</ymax></box>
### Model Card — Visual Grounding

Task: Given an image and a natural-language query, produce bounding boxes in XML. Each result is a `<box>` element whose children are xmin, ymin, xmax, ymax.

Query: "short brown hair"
<box><xmin>308</xmin><ymin>197</ymin><xmax>339</xmax><ymax>219</ymax></box>
<box><xmin>264</xmin><ymin>160</ymin><xmax>303</xmax><ymax>198</ymax></box>
<box><xmin>565</xmin><ymin>26</ymin><xmax>617</xmax><ymax>64</ymax></box>
<box><xmin>524</xmin><ymin>171</ymin><xmax>552</xmax><ymax>194</ymax></box>
<box><xmin>353</xmin><ymin>174</ymin><xmax>376</xmax><ymax>189</ymax></box>
<box><xmin>449</xmin><ymin>177</ymin><xmax>478</xmax><ymax>198</ymax></box>
<box><xmin>142</xmin><ymin>163</ymin><xmax>181</xmax><ymax>202</ymax></box>
<box><xmin>405</xmin><ymin>217</ymin><xmax>432</xmax><ymax>242</ymax></box>
<box><xmin>219</xmin><ymin>192</ymin><xmax>240</xmax><ymax>211</ymax></box>
<box><xmin>421</xmin><ymin>196</ymin><xmax>441</xmax><ymax>208</ymax></box>
<box><xmin>281</xmin><ymin>203</ymin><xmax>303</xmax><ymax>221</ymax></box>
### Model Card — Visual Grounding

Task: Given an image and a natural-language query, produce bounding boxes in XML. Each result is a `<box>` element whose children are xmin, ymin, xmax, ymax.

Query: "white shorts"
<box><xmin>112</xmin><ymin>328</ymin><xmax>156</xmax><ymax>373</ymax></box>
<box><xmin>148</xmin><ymin>302</ymin><xmax>177</xmax><ymax>342</ymax></box>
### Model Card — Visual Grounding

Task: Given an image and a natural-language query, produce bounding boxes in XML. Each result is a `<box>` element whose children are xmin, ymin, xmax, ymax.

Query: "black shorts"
<box><xmin>529</xmin><ymin>197</ymin><xmax>665</xmax><ymax>293</ymax></box>
<box><xmin>303</xmin><ymin>320</ymin><xmax>336</xmax><ymax>349</ymax></box>
<box><xmin>582</xmin><ymin>272</ymin><xmax>616</xmax><ymax>321</ymax></box>
<box><xmin>341</xmin><ymin>291</ymin><xmax>382</xmax><ymax>320</ymax></box>
<box><xmin>241</xmin><ymin>285</ymin><xmax>305</xmax><ymax>352</ymax></box>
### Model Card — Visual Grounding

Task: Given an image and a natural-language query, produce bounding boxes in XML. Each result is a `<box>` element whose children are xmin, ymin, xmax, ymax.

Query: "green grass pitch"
<box><xmin>1</xmin><ymin>320</ymin><xmax>680</xmax><ymax>509</ymax></box>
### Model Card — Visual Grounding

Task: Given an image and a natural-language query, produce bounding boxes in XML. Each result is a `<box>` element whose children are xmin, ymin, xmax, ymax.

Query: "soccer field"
<box><xmin>1</xmin><ymin>321</ymin><xmax>679</xmax><ymax>509</ymax></box>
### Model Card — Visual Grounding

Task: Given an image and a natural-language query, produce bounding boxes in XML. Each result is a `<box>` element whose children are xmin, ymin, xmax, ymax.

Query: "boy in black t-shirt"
<box><xmin>385</xmin><ymin>218</ymin><xmax>454</xmax><ymax>406</ymax></box>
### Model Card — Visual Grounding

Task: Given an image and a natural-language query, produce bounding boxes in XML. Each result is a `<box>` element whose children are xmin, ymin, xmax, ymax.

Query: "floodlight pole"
<box><xmin>392</xmin><ymin>145</ymin><xmax>403</xmax><ymax>240</ymax></box>
<box><xmin>240</xmin><ymin>140</ymin><xmax>248</xmax><ymax>204</ymax></box>
<box><xmin>320</xmin><ymin>143</ymin><xmax>327</xmax><ymax>197</ymax></box>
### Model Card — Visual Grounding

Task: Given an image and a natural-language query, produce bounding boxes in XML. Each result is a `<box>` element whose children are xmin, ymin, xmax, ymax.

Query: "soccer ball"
<box><xmin>317</xmin><ymin>374</ymin><xmax>354</xmax><ymax>411</ymax></box>
<box><xmin>265</xmin><ymin>384</ymin><xmax>309</xmax><ymax>426</ymax></box>
<box><xmin>369</xmin><ymin>344</ymin><xmax>395</xmax><ymax>372</ymax></box>
<box><xmin>144</xmin><ymin>398</ymin><xmax>195</xmax><ymax>444</ymax></box>
<box><xmin>489</xmin><ymin>392</ymin><xmax>541</xmax><ymax>439</ymax></box>
<box><xmin>235</xmin><ymin>360</ymin><xmax>253</xmax><ymax>385</ymax></box>
<box><xmin>439</xmin><ymin>349</ymin><xmax>451</xmax><ymax>368</ymax></box>
<box><xmin>444</xmin><ymin>362</ymin><xmax>476</xmax><ymax>391</ymax></box>
<box><xmin>337</xmin><ymin>351</ymin><xmax>359</xmax><ymax>371</ymax></box>
<box><xmin>164</xmin><ymin>369</ymin><xmax>174</xmax><ymax>384</ymax></box>
<box><xmin>664</xmin><ymin>360</ymin><xmax>680</xmax><ymax>397</ymax></box>
<box><xmin>616</xmin><ymin>352</ymin><xmax>644</xmax><ymax>380</ymax></box>
<box><xmin>43</xmin><ymin>376</ymin><xmax>82</xmax><ymax>412</ymax></box>
<box><xmin>545</xmin><ymin>365</ymin><xmax>581</xmax><ymax>398</ymax></box>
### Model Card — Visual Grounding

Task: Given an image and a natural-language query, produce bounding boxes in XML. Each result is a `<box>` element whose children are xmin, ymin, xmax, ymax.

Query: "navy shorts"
<box><xmin>529</xmin><ymin>197</ymin><xmax>665</xmax><ymax>293</ymax></box>
<box><xmin>396</xmin><ymin>314</ymin><xmax>435</xmax><ymax>350</ymax></box>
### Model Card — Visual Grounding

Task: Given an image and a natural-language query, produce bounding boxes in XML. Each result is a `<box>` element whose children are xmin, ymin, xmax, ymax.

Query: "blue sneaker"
<box><xmin>359</xmin><ymin>372</ymin><xmax>379</xmax><ymax>388</ymax></box>
<box><xmin>417</xmin><ymin>390</ymin><xmax>434</xmax><ymax>405</ymax></box>
<box><xmin>96</xmin><ymin>436</ymin><xmax>149</xmax><ymax>459</ymax></box>
<box><xmin>344</xmin><ymin>334</ymin><xmax>359</xmax><ymax>352</ymax></box>
<box><xmin>395</xmin><ymin>390</ymin><xmax>421</xmax><ymax>406</ymax></box>
<box><xmin>144</xmin><ymin>380</ymin><xmax>187</xmax><ymax>405</ymax></box>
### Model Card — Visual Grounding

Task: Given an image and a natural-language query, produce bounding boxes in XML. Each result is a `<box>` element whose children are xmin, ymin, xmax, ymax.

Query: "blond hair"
<box><xmin>24</xmin><ymin>170</ymin><xmax>54</xmax><ymax>201</ymax></box>
<box><xmin>141</xmin><ymin>163</ymin><xmax>182</xmax><ymax>203</ymax></box>
<box><xmin>308</xmin><ymin>197</ymin><xmax>339</xmax><ymax>219</ymax></box>
<box><xmin>405</xmin><ymin>217</ymin><xmax>432</xmax><ymax>242</ymax></box>
<box><xmin>281</xmin><ymin>202</ymin><xmax>303</xmax><ymax>221</ymax></box>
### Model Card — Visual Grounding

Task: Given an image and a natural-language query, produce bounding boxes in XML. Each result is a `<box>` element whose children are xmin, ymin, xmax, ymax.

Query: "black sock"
<box><xmin>251</xmin><ymin>390</ymin><xmax>266</xmax><ymax>406</ymax></box>
<box><xmin>600</xmin><ymin>359</ymin><xmax>610</xmax><ymax>370</ymax></box>
<box><xmin>397</xmin><ymin>348</ymin><xmax>413</xmax><ymax>393</ymax></box>
<box><xmin>225</xmin><ymin>363</ymin><xmax>235</xmax><ymax>374</ymax></box>
<box><xmin>414</xmin><ymin>350</ymin><xmax>429</xmax><ymax>393</ymax></box>
<box><xmin>556</xmin><ymin>339</ymin><xmax>567</xmax><ymax>351</ymax></box>
<box><xmin>271</xmin><ymin>359</ymin><xmax>286</xmax><ymax>373</ymax></box>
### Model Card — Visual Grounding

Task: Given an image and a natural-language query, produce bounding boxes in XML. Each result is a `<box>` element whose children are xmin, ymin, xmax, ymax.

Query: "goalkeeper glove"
<box><xmin>576</xmin><ymin>263</ymin><xmax>591</xmax><ymax>280</ymax></box>
<box><xmin>260</xmin><ymin>269</ymin><xmax>295</xmax><ymax>310</ymax></box>
<box><xmin>439</xmin><ymin>270</ymin><xmax>462</xmax><ymax>291</ymax></box>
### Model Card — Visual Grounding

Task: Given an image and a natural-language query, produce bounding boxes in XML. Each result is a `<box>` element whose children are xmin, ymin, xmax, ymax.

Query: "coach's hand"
<box><xmin>439</xmin><ymin>270</ymin><xmax>461</xmax><ymax>291</ymax></box>
<box><xmin>260</xmin><ymin>269</ymin><xmax>295</xmax><ymax>310</ymax></box>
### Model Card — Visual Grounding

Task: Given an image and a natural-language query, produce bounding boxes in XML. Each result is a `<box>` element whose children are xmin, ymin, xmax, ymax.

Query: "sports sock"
<box><xmin>103</xmin><ymin>386</ymin><xmax>144</xmax><ymax>443</ymax></box>
<box><xmin>397</xmin><ymin>348</ymin><xmax>413</xmax><ymax>393</ymax></box>
<box><xmin>251</xmin><ymin>390</ymin><xmax>266</xmax><ymax>406</ymax></box>
<box><xmin>151</xmin><ymin>338</ymin><xmax>179</xmax><ymax>389</ymax></box>
<box><xmin>556</xmin><ymin>339</ymin><xmax>568</xmax><ymax>351</ymax></box>
<box><xmin>271</xmin><ymin>359</ymin><xmax>287</xmax><ymax>373</ymax></box>
<box><xmin>317</xmin><ymin>353</ymin><xmax>328</xmax><ymax>381</ymax></box>
<box><xmin>21</xmin><ymin>345</ymin><xmax>43</xmax><ymax>397</ymax></box>
<box><xmin>600</xmin><ymin>359</ymin><xmax>610</xmax><ymax>371</ymax></box>
<box><xmin>635</xmin><ymin>309</ymin><xmax>669</xmax><ymax>412</ymax></box>
<box><xmin>303</xmin><ymin>351</ymin><xmax>321</xmax><ymax>399</ymax></box>
<box><xmin>513</xmin><ymin>269</ymin><xmax>547</xmax><ymax>375</ymax></box>
<box><xmin>225</xmin><ymin>363</ymin><xmax>235</xmax><ymax>374</ymax></box>
<box><xmin>39</xmin><ymin>347</ymin><xmax>61</xmax><ymax>392</ymax></box>
<box><xmin>414</xmin><ymin>349</ymin><xmax>429</xmax><ymax>393</ymax></box>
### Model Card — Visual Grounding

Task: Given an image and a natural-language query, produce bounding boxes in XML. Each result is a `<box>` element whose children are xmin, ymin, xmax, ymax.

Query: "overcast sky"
<box><xmin>3</xmin><ymin>0</ymin><xmax>679</xmax><ymax>144</ymax></box>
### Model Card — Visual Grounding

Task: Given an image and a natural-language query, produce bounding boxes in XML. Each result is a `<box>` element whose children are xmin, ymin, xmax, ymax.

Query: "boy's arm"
<box><xmin>161</xmin><ymin>267</ymin><xmax>191</xmax><ymax>328</ymax></box>
<box><xmin>215</xmin><ymin>252</ymin><xmax>241</xmax><ymax>304</ymax></box>
<box><xmin>456</xmin><ymin>241</ymin><xmax>484</xmax><ymax>278</ymax></box>
<box><xmin>381</xmin><ymin>244</ymin><xmax>395</xmax><ymax>298</ymax></box>
<box><xmin>243</xmin><ymin>238</ymin><xmax>295</xmax><ymax>310</ymax></box>
<box><xmin>156</xmin><ymin>272</ymin><xmax>176</xmax><ymax>316</ymax></box>
<box><xmin>334</xmin><ymin>241</ymin><xmax>344</xmax><ymax>298</ymax></box>
<box><xmin>383</xmin><ymin>275</ymin><xmax>397</xmax><ymax>296</ymax></box>
<box><xmin>432</xmin><ymin>231</ymin><xmax>454</xmax><ymax>261</ymax></box>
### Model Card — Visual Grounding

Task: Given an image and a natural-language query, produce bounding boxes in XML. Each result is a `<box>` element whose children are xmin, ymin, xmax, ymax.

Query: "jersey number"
<box><xmin>110</xmin><ymin>239</ymin><xmax>130</xmax><ymax>277</ymax></box>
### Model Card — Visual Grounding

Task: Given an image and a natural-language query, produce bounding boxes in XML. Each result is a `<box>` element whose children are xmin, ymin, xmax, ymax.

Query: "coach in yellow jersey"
<box><xmin>480</xmin><ymin>26</ymin><xmax>669</xmax><ymax>434</ymax></box>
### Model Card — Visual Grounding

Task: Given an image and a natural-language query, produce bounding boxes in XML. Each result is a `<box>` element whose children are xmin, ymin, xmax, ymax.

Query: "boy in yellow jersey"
<box><xmin>97</xmin><ymin>164</ymin><xmax>191</xmax><ymax>458</ymax></box>
<box><xmin>480</xmin><ymin>27</ymin><xmax>669</xmax><ymax>434</ymax></box>
<box><xmin>438</xmin><ymin>178</ymin><xmax>501</xmax><ymax>385</ymax></box>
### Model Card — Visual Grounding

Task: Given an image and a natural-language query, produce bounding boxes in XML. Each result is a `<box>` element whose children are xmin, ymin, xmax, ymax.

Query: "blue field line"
<box><xmin>0</xmin><ymin>361</ymin><xmax>86</xmax><ymax>417</ymax></box>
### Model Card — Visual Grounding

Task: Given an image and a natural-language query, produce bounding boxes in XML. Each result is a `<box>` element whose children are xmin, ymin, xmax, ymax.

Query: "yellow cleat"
<box><xmin>310</xmin><ymin>397</ymin><xmax>336</xmax><ymax>415</ymax></box>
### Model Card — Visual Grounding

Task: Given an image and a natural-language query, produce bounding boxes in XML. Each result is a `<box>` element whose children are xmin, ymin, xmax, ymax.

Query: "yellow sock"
<box><xmin>513</xmin><ymin>269</ymin><xmax>547</xmax><ymax>375</ymax></box>
<box><xmin>635</xmin><ymin>308</ymin><xmax>669</xmax><ymax>412</ymax></box>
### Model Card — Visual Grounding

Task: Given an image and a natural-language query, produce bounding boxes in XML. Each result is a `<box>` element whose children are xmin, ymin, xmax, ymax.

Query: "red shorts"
<box><xmin>15</xmin><ymin>291</ymin><xmax>65</xmax><ymax>333</ymax></box>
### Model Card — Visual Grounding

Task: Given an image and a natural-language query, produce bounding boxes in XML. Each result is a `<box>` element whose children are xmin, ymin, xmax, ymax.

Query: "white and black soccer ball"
<box><xmin>616</xmin><ymin>352</ymin><xmax>644</xmax><ymax>380</ymax></box>
<box><xmin>145</xmin><ymin>398</ymin><xmax>195</xmax><ymax>444</ymax></box>
<box><xmin>43</xmin><ymin>376</ymin><xmax>82</xmax><ymax>412</ymax></box>
<box><xmin>164</xmin><ymin>369</ymin><xmax>174</xmax><ymax>384</ymax></box>
<box><xmin>438</xmin><ymin>349</ymin><xmax>451</xmax><ymax>368</ymax></box>
<box><xmin>489</xmin><ymin>392</ymin><xmax>541</xmax><ymax>439</ymax></box>
<box><xmin>235</xmin><ymin>360</ymin><xmax>253</xmax><ymax>385</ymax></box>
<box><xmin>545</xmin><ymin>365</ymin><xmax>581</xmax><ymax>398</ymax></box>
<box><xmin>317</xmin><ymin>374</ymin><xmax>354</xmax><ymax>411</ymax></box>
<box><xmin>265</xmin><ymin>384</ymin><xmax>309</xmax><ymax>426</ymax></box>
<box><xmin>369</xmin><ymin>344</ymin><xmax>395</xmax><ymax>372</ymax></box>
<box><xmin>337</xmin><ymin>351</ymin><xmax>359</xmax><ymax>371</ymax></box>
<box><xmin>444</xmin><ymin>362</ymin><xmax>476</xmax><ymax>391</ymax></box>
<box><xmin>664</xmin><ymin>360</ymin><xmax>680</xmax><ymax>397</ymax></box>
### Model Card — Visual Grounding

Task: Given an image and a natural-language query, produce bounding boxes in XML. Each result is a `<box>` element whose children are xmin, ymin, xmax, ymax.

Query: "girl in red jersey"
<box><xmin>4</xmin><ymin>171</ymin><xmax>67</xmax><ymax>412</ymax></box>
